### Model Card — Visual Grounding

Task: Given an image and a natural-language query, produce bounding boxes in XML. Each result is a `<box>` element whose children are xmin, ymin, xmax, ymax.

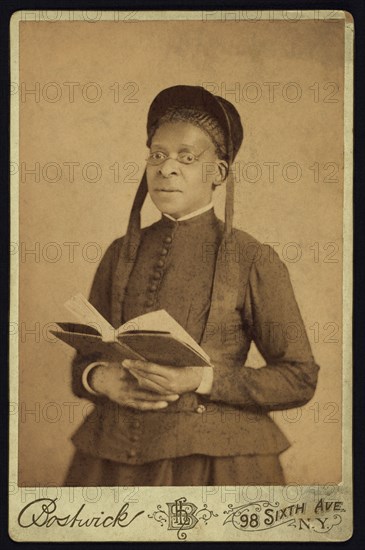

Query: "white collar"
<box><xmin>163</xmin><ymin>202</ymin><xmax>214</xmax><ymax>222</ymax></box>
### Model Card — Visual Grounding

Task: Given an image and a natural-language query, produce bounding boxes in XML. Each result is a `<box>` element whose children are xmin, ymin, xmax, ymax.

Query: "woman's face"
<box><xmin>146</xmin><ymin>121</ymin><xmax>227</xmax><ymax>219</ymax></box>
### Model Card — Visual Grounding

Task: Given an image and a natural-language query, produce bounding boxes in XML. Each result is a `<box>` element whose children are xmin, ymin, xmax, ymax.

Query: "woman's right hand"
<box><xmin>89</xmin><ymin>363</ymin><xmax>180</xmax><ymax>411</ymax></box>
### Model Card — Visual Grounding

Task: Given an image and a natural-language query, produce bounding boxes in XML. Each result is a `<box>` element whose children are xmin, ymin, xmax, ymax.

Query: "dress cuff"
<box><xmin>81</xmin><ymin>362</ymin><xmax>109</xmax><ymax>395</ymax></box>
<box><xmin>195</xmin><ymin>366</ymin><xmax>214</xmax><ymax>395</ymax></box>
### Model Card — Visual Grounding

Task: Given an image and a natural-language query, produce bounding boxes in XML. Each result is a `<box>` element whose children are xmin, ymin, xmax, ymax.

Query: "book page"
<box><xmin>119</xmin><ymin>309</ymin><xmax>211</xmax><ymax>362</ymax></box>
<box><xmin>64</xmin><ymin>293</ymin><xmax>116</xmax><ymax>342</ymax></box>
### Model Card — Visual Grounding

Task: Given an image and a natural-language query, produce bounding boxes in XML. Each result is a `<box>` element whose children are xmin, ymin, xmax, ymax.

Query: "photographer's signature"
<box><xmin>18</xmin><ymin>498</ymin><xmax>144</xmax><ymax>528</ymax></box>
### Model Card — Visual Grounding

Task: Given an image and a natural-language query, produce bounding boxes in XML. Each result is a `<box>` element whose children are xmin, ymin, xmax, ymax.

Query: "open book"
<box><xmin>50</xmin><ymin>293</ymin><xmax>211</xmax><ymax>367</ymax></box>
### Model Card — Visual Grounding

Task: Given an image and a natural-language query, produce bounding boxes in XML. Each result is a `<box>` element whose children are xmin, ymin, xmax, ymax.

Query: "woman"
<box><xmin>65</xmin><ymin>85</ymin><xmax>319</xmax><ymax>486</ymax></box>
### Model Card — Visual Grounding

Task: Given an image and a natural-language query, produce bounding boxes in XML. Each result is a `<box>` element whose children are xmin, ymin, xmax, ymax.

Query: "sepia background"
<box><xmin>16</xmin><ymin>16</ymin><xmax>344</xmax><ymax>486</ymax></box>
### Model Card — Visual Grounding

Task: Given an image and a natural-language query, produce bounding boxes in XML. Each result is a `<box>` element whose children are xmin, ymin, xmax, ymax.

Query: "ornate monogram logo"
<box><xmin>148</xmin><ymin>497</ymin><xmax>217</xmax><ymax>539</ymax></box>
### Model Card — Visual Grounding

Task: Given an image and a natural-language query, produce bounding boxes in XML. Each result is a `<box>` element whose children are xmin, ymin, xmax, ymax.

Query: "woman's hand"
<box><xmin>122</xmin><ymin>359</ymin><xmax>203</xmax><ymax>395</ymax></box>
<box><xmin>89</xmin><ymin>363</ymin><xmax>180</xmax><ymax>410</ymax></box>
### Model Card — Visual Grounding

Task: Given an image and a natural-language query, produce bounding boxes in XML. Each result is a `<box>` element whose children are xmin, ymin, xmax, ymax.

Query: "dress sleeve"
<box><xmin>209</xmin><ymin>248</ymin><xmax>320</xmax><ymax>410</ymax></box>
<box><xmin>70</xmin><ymin>238</ymin><xmax>122</xmax><ymax>402</ymax></box>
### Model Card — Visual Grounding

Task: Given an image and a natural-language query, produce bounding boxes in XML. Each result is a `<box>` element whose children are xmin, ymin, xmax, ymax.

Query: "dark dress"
<box><xmin>65</xmin><ymin>208</ymin><xmax>317</xmax><ymax>486</ymax></box>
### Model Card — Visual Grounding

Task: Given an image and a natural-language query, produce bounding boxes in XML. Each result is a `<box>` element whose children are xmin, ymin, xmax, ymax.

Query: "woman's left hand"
<box><xmin>122</xmin><ymin>359</ymin><xmax>203</xmax><ymax>395</ymax></box>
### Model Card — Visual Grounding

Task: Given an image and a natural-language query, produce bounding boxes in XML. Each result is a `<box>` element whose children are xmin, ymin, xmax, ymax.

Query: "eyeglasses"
<box><xmin>145</xmin><ymin>146</ymin><xmax>211</xmax><ymax>166</ymax></box>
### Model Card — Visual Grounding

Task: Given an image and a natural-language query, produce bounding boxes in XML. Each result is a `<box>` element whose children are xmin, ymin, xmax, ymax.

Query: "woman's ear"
<box><xmin>215</xmin><ymin>160</ymin><xmax>229</xmax><ymax>184</ymax></box>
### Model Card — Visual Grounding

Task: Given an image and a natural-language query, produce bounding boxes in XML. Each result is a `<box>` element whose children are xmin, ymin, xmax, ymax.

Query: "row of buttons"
<box><xmin>126</xmin><ymin>236</ymin><xmax>175</xmax><ymax>458</ymax></box>
<box><xmin>145</xmin><ymin>235</ymin><xmax>174</xmax><ymax>309</ymax></box>
<box><xmin>127</xmin><ymin>418</ymin><xmax>141</xmax><ymax>458</ymax></box>
<box><xmin>126</xmin><ymin>230</ymin><xmax>204</xmax><ymax>459</ymax></box>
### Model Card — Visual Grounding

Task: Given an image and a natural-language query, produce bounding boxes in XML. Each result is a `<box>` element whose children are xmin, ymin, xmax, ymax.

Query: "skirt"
<box><xmin>64</xmin><ymin>450</ymin><xmax>285</xmax><ymax>486</ymax></box>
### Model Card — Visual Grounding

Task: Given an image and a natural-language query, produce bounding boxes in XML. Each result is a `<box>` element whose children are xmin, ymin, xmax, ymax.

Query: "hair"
<box><xmin>147</xmin><ymin>107</ymin><xmax>228</xmax><ymax>161</ymax></box>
